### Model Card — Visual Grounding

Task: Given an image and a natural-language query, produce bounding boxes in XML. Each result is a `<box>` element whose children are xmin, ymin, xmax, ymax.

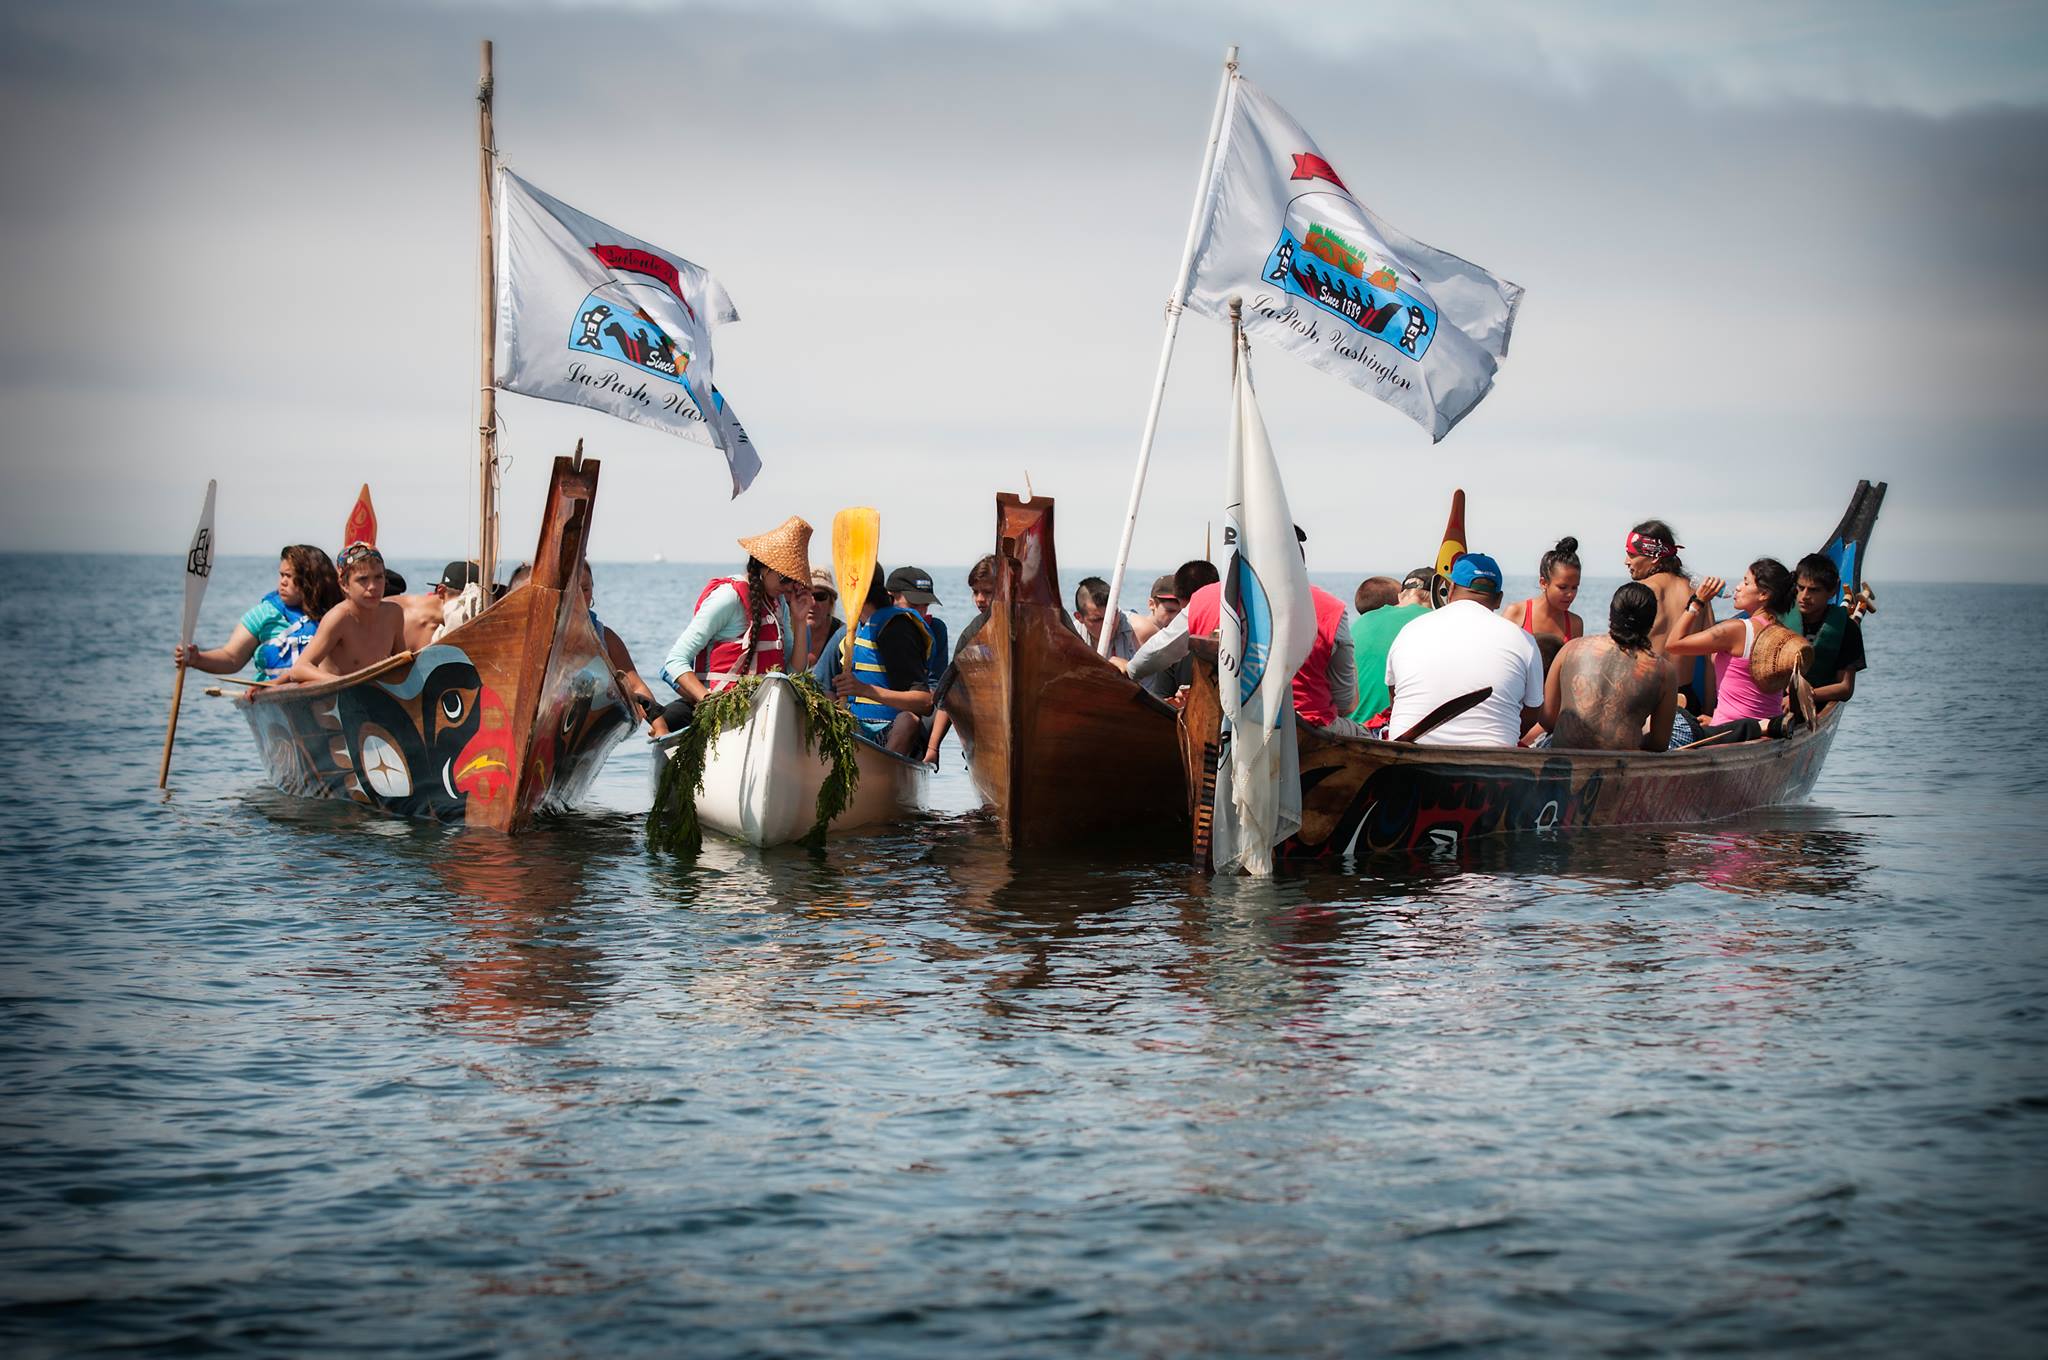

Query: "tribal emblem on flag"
<box><xmin>570</xmin><ymin>297</ymin><xmax>689</xmax><ymax>382</ymax></box>
<box><xmin>1220</xmin><ymin>532</ymin><xmax>1276</xmax><ymax>707</ymax></box>
<box><xmin>1263</xmin><ymin>212</ymin><xmax>1438</xmax><ymax>359</ymax></box>
<box><xmin>186</xmin><ymin>527</ymin><xmax>213</xmax><ymax>580</ymax></box>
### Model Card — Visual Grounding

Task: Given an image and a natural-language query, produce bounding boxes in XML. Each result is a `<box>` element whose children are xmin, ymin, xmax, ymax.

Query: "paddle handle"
<box><xmin>1394</xmin><ymin>686</ymin><xmax>1491</xmax><ymax>744</ymax></box>
<box><xmin>158</xmin><ymin>663</ymin><xmax>189</xmax><ymax>789</ymax></box>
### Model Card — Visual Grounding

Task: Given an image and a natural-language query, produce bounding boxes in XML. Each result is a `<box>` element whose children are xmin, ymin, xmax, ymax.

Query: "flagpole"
<box><xmin>477</xmin><ymin>39</ymin><xmax>501</xmax><ymax>591</ymax></box>
<box><xmin>1097</xmin><ymin>43</ymin><xmax>1238</xmax><ymax>656</ymax></box>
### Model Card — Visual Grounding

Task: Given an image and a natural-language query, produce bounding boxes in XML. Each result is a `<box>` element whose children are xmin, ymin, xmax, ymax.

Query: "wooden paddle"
<box><xmin>1675</xmin><ymin>730</ymin><xmax>1737</xmax><ymax>750</ymax></box>
<box><xmin>159</xmin><ymin>479</ymin><xmax>217</xmax><ymax>790</ymax></box>
<box><xmin>831</xmin><ymin>507</ymin><xmax>880</xmax><ymax>673</ymax></box>
<box><xmin>1394</xmin><ymin>686</ymin><xmax>1491</xmax><ymax>744</ymax></box>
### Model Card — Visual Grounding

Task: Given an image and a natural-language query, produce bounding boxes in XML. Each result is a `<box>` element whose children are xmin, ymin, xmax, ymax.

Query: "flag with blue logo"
<box><xmin>1185</xmin><ymin>78</ymin><xmax>1523</xmax><ymax>442</ymax></box>
<box><xmin>494</xmin><ymin>169</ymin><xmax>760</xmax><ymax>496</ymax></box>
<box><xmin>1213</xmin><ymin>344</ymin><xmax>1313</xmax><ymax>876</ymax></box>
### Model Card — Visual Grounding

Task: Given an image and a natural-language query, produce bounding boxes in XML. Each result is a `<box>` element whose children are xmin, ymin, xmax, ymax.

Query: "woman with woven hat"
<box><xmin>1663</xmin><ymin>557</ymin><xmax>1810</xmax><ymax>735</ymax></box>
<box><xmin>653</xmin><ymin>516</ymin><xmax>813</xmax><ymax>736</ymax></box>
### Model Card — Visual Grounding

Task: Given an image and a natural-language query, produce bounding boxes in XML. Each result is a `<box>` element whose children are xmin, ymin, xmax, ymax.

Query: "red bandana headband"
<box><xmin>1625</xmin><ymin>531</ymin><xmax>1680</xmax><ymax>560</ymax></box>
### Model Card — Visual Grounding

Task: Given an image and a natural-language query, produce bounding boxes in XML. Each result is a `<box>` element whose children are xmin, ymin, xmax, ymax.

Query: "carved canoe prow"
<box><xmin>944</xmin><ymin>493</ymin><xmax>1188</xmax><ymax>851</ymax></box>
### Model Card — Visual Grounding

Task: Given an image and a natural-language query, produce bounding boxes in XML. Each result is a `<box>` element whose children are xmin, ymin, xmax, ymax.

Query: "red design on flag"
<box><xmin>1290</xmin><ymin>152</ymin><xmax>1347</xmax><ymax>191</ymax></box>
<box><xmin>344</xmin><ymin>484</ymin><xmax>378</xmax><ymax>549</ymax></box>
<box><xmin>590</xmin><ymin>244</ymin><xmax>697</xmax><ymax>321</ymax></box>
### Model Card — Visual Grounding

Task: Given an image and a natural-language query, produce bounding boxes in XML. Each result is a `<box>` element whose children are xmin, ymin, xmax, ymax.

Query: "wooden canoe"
<box><xmin>943</xmin><ymin>492</ymin><xmax>1187</xmax><ymax>850</ymax></box>
<box><xmin>647</xmin><ymin>675</ymin><xmax>928</xmax><ymax>847</ymax></box>
<box><xmin>240</xmin><ymin>452</ymin><xmax>635</xmax><ymax>832</ymax></box>
<box><xmin>1178</xmin><ymin>638</ymin><xmax>1842</xmax><ymax>864</ymax></box>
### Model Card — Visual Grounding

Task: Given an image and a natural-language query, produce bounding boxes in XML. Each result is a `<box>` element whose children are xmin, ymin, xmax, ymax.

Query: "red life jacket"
<box><xmin>1185</xmin><ymin>581</ymin><xmax>1345</xmax><ymax>726</ymax></box>
<box><xmin>693</xmin><ymin>576</ymin><xmax>784</xmax><ymax>690</ymax></box>
<box><xmin>1291</xmin><ymin>587</ymin><xmax>1348</xmax><ymax>727</ymax></box>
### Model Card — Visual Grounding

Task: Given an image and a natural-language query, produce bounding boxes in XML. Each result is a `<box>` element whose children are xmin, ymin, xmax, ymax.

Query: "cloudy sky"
<box><xmin>2</xmin><ymin>0</ymin><xmax>2043</xmax><ymax>583</ymax></box>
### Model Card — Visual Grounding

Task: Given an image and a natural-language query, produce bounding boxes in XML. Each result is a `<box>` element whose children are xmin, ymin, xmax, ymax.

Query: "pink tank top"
<box><xmin>1709</xmin><ymin>617</ymin><xmax>1781</xmax><ymax>723</ymax></box>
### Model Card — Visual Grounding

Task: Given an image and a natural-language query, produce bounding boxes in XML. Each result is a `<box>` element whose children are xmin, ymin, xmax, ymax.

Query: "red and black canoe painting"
<box><xmin>1178</xmin><ymin>639</ymin><xmax>1843</xmax><ymax>864</ymax></box>
<box><xmin>239</xmin><ymin>453</ymin><xmax>634</xmax><ymax>833</ymax></box>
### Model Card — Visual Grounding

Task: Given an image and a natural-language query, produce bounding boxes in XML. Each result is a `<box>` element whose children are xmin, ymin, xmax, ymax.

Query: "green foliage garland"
<box><xmin>647</xmin><ymin>673</ymin><xmax>862</xmax><ymax>855</ymax></box>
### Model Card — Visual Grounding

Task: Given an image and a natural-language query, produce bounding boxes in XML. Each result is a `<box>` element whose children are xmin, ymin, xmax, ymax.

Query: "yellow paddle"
<box><xmin>831</xmin><ymin>507</ymin><xmax>880</xmax><ymax>674</ymax></box>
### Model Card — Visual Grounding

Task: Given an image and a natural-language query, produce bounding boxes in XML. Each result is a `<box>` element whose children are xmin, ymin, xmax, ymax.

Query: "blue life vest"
<box><xmin>847</xmin><ymin>606</ymin><xmax>931</xmax><ymax>730</ymax></box>
<box><xmin>253</xmin><ymin>591</ymin><xmax>318</xmax><ymax>680</ymax></box>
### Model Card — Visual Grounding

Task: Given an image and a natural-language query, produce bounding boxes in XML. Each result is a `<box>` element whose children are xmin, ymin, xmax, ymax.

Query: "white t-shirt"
<box><xmin>1385</xmin><ymin>600</ymin><xmax>1545</xmax><ymax>746</ymax></box>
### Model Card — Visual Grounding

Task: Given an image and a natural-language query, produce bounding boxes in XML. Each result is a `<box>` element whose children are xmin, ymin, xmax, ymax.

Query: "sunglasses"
<box><xmin>812</xmin><ymin>589</ymin><xmax>836</xmax><ymax>603</ymax></box>
<box><xmin>1151</xmin><ymin>595</ymin><xmax>1181</xmax><ymax>606</ymax></box>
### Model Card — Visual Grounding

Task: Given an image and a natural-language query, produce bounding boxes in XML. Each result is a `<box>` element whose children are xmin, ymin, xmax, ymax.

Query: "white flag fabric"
<box><xmin>1212</xmin><ymin>350</ymin><xmax>1313</xmax><ymax>876</ymax></box>
<box><xmin>1186</xmin><ymin>78</ymin><xmax>1524</xmax><ymax>441</ymax></box>
<box><xmin>180</xmin><ymin>479</ymin><xmax>216</xmax><ymax>649</ymax></box>
<box><xmin>495</xmin><ymin>169</ymin><xmax>760</xmax><ymax>495</ymax></box>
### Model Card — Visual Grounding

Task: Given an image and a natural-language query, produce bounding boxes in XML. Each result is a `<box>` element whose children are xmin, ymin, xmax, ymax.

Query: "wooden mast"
<box><xmin>477</xmin><ymin>40</ymin><xmax>500</xmax><ymax>590</ymax></box>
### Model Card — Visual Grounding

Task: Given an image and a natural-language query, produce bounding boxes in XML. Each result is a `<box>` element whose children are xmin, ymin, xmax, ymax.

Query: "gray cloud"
<box><xmin>1</xmin><ymin>0</ymin><xmax>2043</xmax><ymax>583</ymax></box>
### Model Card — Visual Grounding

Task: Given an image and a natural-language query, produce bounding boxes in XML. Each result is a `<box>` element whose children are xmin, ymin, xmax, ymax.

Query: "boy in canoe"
<box><xmin>286</xmin><ymin>543</ymin><xmax>407</xmax><ymax>683</ymax></box>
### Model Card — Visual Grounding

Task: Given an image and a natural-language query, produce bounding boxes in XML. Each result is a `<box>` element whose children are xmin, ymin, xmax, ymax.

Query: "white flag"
<box><xmin>495</xmin><ymin>169</ymin><xmax>760</xmax><ymax>495</ymax></box>
<box><xmin>1186</xmin><ymin>78</ymin><xmax>1523</xmax><ymax>441</ymax></box>
<box><xmin>180</xmin><ymin>479</ymin><xmax>217</xmax><ymax>649</ymax></box>
<box><xmin>1212</xmin><ymin>349</ymin><xmax>1313</xmax><ymax>876</ymax></box>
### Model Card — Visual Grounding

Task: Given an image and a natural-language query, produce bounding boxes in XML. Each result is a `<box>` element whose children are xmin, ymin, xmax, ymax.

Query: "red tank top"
<box><xmin>1521</xmin><ymin>598</ymin><xmax>1579</xmax><ymax>640</ymax></box>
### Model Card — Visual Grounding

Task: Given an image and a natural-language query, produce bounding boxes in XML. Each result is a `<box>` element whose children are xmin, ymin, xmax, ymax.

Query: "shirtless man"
<box><xmin>1540</xmin><ymin>581</ymin><xmax>1676</xmax><ymax>751</ymax></box>
<box><xmin>287</xmin><ymin>544</ymin><xmax>407</xmax><ymax>682</ymax></box>
<box><xmin>397</xmin><ymin>560</ymin><xmax>480</xmax><ymax>653</ymax></box>
<box><xmin>1624</xmin><ymin>519</ymin><xmax>1715</xmax><ymax>713</ymax></box>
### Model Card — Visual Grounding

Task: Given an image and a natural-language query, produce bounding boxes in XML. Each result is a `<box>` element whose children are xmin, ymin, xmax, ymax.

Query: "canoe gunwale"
<box><xmin>1182</xmin><ymin>637</ymin><xmax>1845</xmax><ymax>863</ymax></box>
<box><xmin>647</xmin><ymin>673</ymin><xmax>934</xmax><ymax>773</ymax></box>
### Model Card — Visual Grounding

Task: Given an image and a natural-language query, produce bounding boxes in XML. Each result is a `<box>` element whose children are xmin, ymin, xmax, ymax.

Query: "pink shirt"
<box><xmin>1709</xmin><ymin>617</ymin><xmax>1781</xmax><ymax>723</ymax></box>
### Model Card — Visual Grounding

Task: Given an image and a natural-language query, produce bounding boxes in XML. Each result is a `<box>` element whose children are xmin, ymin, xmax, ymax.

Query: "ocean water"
<box><xmin>1</xmin><ymin>554</ymin><xmax>2044</xmax><ymax>1357</ymax></box>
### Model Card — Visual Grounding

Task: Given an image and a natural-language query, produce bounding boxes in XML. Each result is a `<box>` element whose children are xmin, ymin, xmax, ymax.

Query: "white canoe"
<box><xmin>648</xmin><ymin>675</ymin><xmax>929</xmax><ymax>847</ymax></box>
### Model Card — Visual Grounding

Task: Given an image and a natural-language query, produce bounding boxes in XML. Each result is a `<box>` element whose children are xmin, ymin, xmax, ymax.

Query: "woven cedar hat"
<box><xmin>1748</xmin><ymin>622</ymin><xmax>1814</xmax><ymax>695</ymax></box>
<box><xmin>737</xmin><ymin>516</ymin><xmax>813</xmax><ymax>583</ymax></box>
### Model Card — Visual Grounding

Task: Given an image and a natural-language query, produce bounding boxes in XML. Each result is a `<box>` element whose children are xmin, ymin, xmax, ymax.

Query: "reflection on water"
<box><xmin>7</xmin><ymin>563</ymin><xmax>2045</xmax><ymax>1357</ymax></box>
<box><xmin>423</xmin><ymin>830</ymin><xmax>614</xmax><ymax>1044</ymax></box>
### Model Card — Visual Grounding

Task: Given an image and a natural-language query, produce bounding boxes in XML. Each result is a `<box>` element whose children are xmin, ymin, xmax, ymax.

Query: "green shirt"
<box><xmin>1349</xmin><ymin>603</ymin><xmax>1428</xmax><ymax>723</ymax></box>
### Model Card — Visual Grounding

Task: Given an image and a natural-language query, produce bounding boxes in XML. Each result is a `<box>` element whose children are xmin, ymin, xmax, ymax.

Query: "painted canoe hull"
<box><xmin>239</xmin><ymin>454</ymin><xmax>635</xmax><ymax>833</ymax></box>
<box><xmin>650</xmin><ymin>675</ymin><xmax>929</xmax><ymax>847</ymax></box>
<box><xmin>943</xmin><ymin>492</ymin><xmax>1187</xmax><ymax>851</ymax></box>
<box><xmin>1181</xmin><ymin>640</ymin><xmax>1843</xmax><ymax>863</ymax></box>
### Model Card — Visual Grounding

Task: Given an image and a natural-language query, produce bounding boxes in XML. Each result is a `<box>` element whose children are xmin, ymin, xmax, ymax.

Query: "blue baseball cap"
<box><xmin>1449</xmin><ymin>553</ymin><xmax>1503</xmax><ymax>592</ymax></box>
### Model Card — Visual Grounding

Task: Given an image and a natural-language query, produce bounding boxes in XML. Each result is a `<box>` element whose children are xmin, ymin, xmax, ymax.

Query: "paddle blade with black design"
<box><xmin>160</xmin><ymin>479</ymin><xmax>218</xmax><ymax>789</ymax></box>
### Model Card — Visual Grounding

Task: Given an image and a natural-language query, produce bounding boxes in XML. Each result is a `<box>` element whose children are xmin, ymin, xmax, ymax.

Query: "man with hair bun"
<box><xmin>1538</xmin><ymin>582</ymin><xmax>1678</xmax><ymax>751</ymax></box>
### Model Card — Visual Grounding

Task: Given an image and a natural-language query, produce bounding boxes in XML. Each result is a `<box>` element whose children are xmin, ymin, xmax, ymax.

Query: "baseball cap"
<box><xmin>885</xmin><ymin>565</ymin><xmax>939</xmax><ymax>605</ymax></box>
<box><xmin>809</xmin><ymin>567</ymin><xmax>838</xmax><ymax>598</ymax></box>
<box><xmin>1449</xmin><ymin>553</ymin><xmax>1504</xmax><ymax>592</ymax></box>
<box><xmin>438</xmin><ymin>560</ymin><xmax>482</xmax><ymax>592</ymax></box>
<box><xmin>1401</xmin><ymin>567</ymin><xmax>1434</xmax><ymax>593</ymax></box>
